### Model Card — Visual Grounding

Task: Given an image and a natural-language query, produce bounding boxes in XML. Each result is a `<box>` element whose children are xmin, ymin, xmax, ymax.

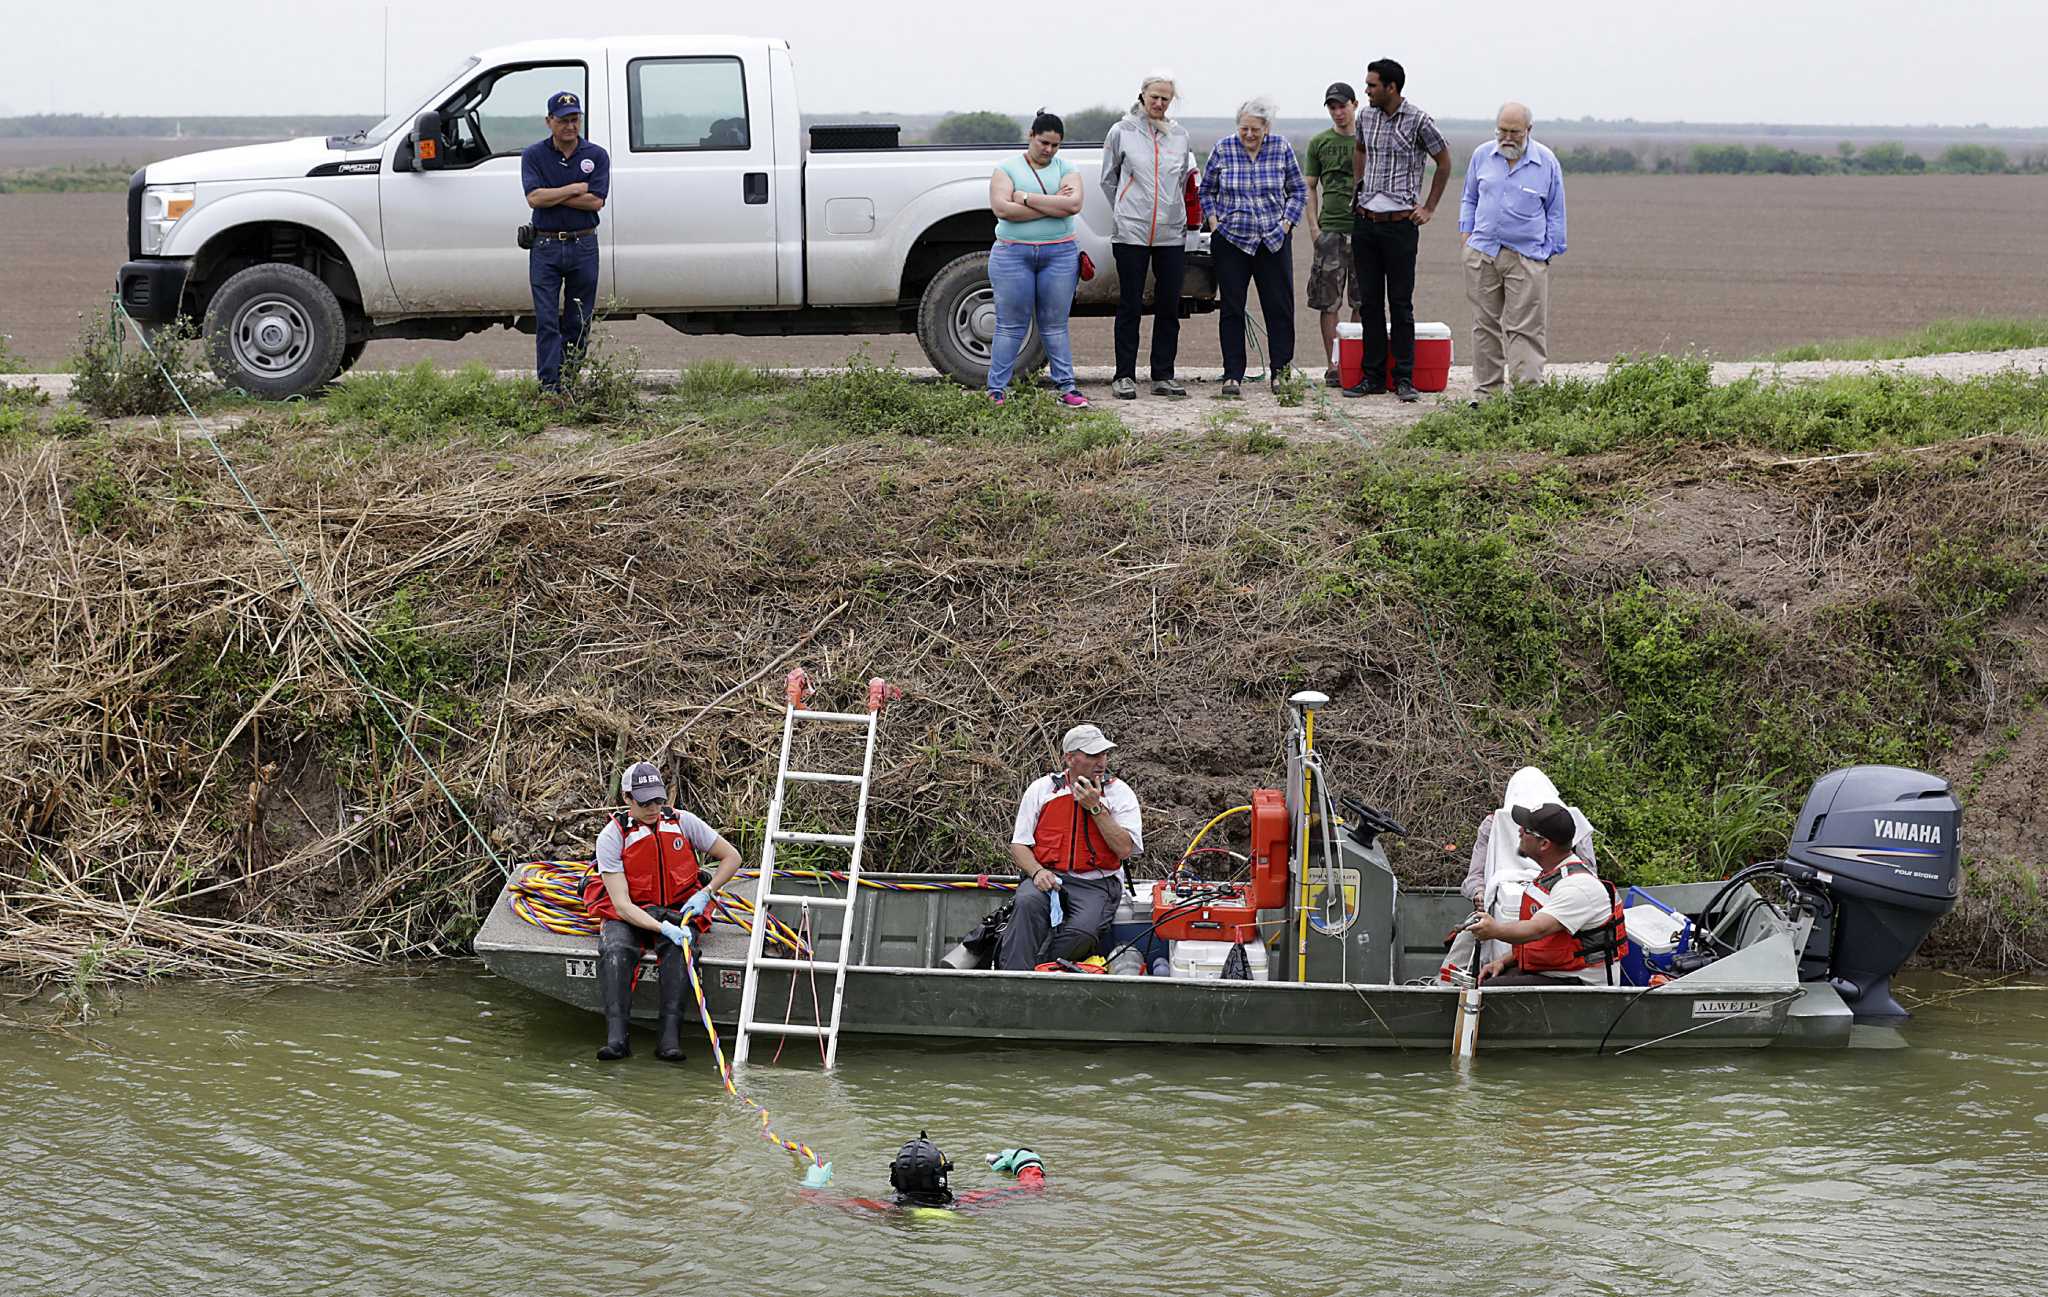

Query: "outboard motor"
<box><xmin>1784</xmin><ymin>765</ymin><xmax>1961</xmax><ymax>1022</ymax></box>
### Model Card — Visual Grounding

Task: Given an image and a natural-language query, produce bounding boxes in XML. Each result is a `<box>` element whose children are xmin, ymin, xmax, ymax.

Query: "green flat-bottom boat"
<box><xmin>478</xmin><ymin>699</ymin><xmax>1959</xmax><ymax>1056</ymax></box>
<box><xmin>474</xmin><ymin>867</ymin><xmax>1868</xmax><ymax>1053</ymax></box>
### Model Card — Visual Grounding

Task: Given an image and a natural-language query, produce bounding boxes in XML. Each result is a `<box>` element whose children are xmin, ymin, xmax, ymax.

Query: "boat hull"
<box><xmin>474</xmin><ymin>871</ymin><xmax>1852</xmax><ymax>1051</ymax></box>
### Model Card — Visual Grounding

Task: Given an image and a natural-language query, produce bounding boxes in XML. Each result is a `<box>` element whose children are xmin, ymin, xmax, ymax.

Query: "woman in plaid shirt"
<box><xmin>1200</xmin><ymin>96</ymin><xmax>1306</xmax><ymax>397</ymax></box>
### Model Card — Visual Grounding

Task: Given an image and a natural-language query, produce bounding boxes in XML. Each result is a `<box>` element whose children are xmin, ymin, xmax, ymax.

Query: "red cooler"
<box><xmin>1333</xmin><ymin>323</ymin><xmax>1365</xmax><ymax>389</ymax></box>
<box><xmin>1384</xmin><ymin>321</ymin><xmax>1453</xmax><ymax>392</ymax></box>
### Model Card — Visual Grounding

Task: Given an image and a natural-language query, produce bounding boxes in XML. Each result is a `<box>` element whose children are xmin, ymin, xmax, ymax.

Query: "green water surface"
<box><xmin>6</xmin><ymin>967</ymin><xmax>2045</xmax><ymax>1296</ymax></box>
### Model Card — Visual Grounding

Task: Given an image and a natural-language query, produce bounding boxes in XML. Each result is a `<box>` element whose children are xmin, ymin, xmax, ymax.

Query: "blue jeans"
<box><xmin>530</xmin><ymin>236</ymin><xmax>600</xmax><ymax>390</ymax></box>
<box><xmin>987</xmin><ymin>238</ymin><xmax>1079</xmax><ymax>395</ymax></box>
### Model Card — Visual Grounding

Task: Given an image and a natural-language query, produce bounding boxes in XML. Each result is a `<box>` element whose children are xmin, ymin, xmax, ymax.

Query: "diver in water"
<box><xmin>806</xmin><ymin>1132</ymin><xmax>1047</xmax><ymax>1217</ymax></box>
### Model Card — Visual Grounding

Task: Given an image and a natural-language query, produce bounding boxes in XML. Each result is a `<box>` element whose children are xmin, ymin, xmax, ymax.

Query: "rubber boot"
<box><xmin>595</xmin><ymin>944</ymin><xmax>634</xmax><ymax>1061</ymax></box>
<box><xmin>654</xmin><ymin>939</ymin><xmax>688</xmax><ymax>1062</ymax></box>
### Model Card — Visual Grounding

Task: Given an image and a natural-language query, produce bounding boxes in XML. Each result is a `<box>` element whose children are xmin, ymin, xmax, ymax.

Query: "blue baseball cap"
<box><xmin>546</xmin><ymin>90</ymin><xmax>582</xmax><ymax>118</ymax></box>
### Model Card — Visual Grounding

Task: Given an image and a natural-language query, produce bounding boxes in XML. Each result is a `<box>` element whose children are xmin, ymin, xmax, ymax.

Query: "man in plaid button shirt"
<box><xmin>1343</xmin><ymin>59</ymin><xmax>1452</xmax><ymax>402</ymax></box>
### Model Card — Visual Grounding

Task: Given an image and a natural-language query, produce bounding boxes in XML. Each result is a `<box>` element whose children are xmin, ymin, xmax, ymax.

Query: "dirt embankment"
<box><xmin>3</xmin><ymin>376</ymin><xmax>2044</xmax><ymax>979</ymax></box>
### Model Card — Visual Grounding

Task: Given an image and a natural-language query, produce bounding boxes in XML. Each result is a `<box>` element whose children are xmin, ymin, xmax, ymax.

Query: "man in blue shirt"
<box><xmin>520</xmin><ymin>90</ymin><xmax>610</xmax><ymax>394</ymax></box>
<box><xmin>1458</xmin><ymin>102</ymin><xmax>1566</xmax><ymax>403</ymax></box>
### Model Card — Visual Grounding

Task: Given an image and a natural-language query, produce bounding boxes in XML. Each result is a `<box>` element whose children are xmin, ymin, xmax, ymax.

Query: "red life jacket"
<box><xmin>1516</xmin><ymin>857</ymin><xmax>1629</xmax><ymax>977</ymax></box>
<box><xmin>583</xmin><ymin>810</ymin><xmax>706</xmax><ymax>923</ymax></box>
<box><xmin>1030</xmin><ymin>775</ymin><xmax>1121</xmax><ymax>874</ymax></box>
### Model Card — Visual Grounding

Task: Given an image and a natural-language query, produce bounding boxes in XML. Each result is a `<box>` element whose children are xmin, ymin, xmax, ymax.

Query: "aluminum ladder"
<box><xmin>733</xmin><ymin>668</ymin><xmax>896</xmax><ymax>1068</ymax></box>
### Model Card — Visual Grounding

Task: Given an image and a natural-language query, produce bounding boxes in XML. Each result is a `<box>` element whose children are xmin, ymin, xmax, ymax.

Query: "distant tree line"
<box><xmin>1559</xmin><ymin>138</ymin><xmax>2044</xmax><ymax>176</ymax></box>
<box><xmin>1685</xmin><ymin>140</ymin><xmax>2043</xmax><ymax>174</ymax></box>
<box><xmin>1</xmin><ymin>113</ymin><xmax>376</xmax><ymax>138</ymax></box>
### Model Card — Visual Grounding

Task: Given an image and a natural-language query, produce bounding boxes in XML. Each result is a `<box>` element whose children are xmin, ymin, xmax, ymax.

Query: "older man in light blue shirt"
<box><xmin>1459</xmin><ymin>102</ymin><xmax>1566</xmax><ymax>401</ymax></box>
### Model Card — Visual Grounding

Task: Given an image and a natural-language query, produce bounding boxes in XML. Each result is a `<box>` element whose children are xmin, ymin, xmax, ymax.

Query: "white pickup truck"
<box><xmin>114</xmin><ymin>34</ymin><xmax>1216</xmax><ymax>398</ymax></box>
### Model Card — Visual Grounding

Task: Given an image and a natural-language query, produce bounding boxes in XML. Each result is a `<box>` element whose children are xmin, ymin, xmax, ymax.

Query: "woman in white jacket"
<box><xmin>1098</xmin><ymin>72</ymin><xmax>1194</xmax><ymax>400</ymax></box>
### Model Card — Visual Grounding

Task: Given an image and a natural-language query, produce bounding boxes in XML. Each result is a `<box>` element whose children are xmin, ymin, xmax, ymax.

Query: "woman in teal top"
<box><xmin>986</xmin><ymin>111</ymin><xmax>1088</xmax><ymax>407</ymax></box>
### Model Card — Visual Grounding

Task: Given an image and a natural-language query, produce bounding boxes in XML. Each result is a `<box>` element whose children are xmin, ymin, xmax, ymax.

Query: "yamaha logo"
<box><xmin>1874</xmin><ymin>818</ymin><xmax>1942</xmax><ymax>845</ymax></box>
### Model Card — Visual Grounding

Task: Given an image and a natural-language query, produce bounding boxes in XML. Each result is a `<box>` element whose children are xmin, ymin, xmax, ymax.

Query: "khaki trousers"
<box><xmin>1464</xmin><ymin>243</ymin><xmax>1550</xmax><ymax>397</ymax></box>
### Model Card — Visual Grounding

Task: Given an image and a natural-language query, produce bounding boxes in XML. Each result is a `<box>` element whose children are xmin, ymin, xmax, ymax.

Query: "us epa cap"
<box><xmin>620</xmin><ymin>761</ymin><xmax>667</xmax><ymax>804</ymax></box>
<box><xmin>547</xmin><ymin>90</ymin><xmax>582</xmax><ymax>118</ymax></box>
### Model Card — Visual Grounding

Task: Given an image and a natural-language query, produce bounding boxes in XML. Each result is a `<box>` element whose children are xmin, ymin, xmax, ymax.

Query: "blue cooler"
<box><xmin>1619</xmin><ymin>886</ymin><xmax>1693</xmax><ymax>986</ymax></box>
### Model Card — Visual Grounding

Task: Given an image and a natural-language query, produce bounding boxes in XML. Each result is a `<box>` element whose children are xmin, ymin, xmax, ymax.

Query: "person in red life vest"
<box><xmin>1468</xmin><ymin>801</ymin><xmax>1627</xmax><ymax>985</ymax></box>
<box><xmin>805</xmin><ymin>1133</ymin><xmax>1049</xmax><ymax>1218</ymax></box>
<box><xmin>996</xmin><ymin>723</ymin><xmax>1144</xmax><ymax>970</ymax></box>
<box><xmin>584</xmin><ymin>760</ymin><xmax>744</xmax><ymax>1062</ymax></box>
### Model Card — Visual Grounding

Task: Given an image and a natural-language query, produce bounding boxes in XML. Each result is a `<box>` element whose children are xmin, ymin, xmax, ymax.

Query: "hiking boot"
<box><xmin>1110</xmin><ymin>377</ymin><xmax>1138</xmax><ymax>400</ymax></box>
<box><xmin>1058</xmin><ymin>390</ymin><xmax>1091</xmax><ymax>409</ymax></box>
<box><xmin>1151</xmin><ymin>379</ymin><xmax>1188</xmax><ymax>399</ymax></box>
<box><xmin>1324</xmin><ymin>366</ymin><xmax>1342</xmax><ymax>388</ymax></box>
<box><xmin>1219</xmin><ymin>379</ymin><xmax>1242</xmax><ymax>399</ymax></box>
<box><xmin>1395</xmin><ymin>380</ymin><xmax>1419</xmax><ymax>403</ymax></box>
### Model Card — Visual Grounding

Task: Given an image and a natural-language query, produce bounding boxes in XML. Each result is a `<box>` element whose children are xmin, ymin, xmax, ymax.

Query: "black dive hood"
<box><xmin>889</xmin><ymin>1131</ymin><xmax>954</xmax><ymax>1206</ymax></box>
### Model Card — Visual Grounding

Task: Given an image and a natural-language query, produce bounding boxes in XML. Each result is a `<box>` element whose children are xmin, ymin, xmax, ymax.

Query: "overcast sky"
<box><xmin>5</xmin><ymin>0</ymin><xmax>2042</xmax><ymax>127</ymax></box>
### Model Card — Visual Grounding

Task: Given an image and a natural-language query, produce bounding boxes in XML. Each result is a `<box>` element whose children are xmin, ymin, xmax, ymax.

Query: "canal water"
<box><xmin>7</xmin><ymin>967</ymin><xmax>2046</xmax><ymax>1297</ymax></box>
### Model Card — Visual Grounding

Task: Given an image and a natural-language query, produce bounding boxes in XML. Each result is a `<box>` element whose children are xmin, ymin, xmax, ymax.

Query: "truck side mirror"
<box><xmin>414</xmin><ymin>111</ymin><xmax>445</xmax><ymax>170</ymax></box>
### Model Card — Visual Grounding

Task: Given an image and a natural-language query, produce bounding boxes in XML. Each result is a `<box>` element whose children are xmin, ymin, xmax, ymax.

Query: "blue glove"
<box><xmin>1048</xmin><ymin>891</ymin><xmax>1065</xmax><ymax>929</ymax></box>
<box><xmin>986</xmin><ymin>1147</ymin><xmax>1043</xmax><ymax>1177</ymax></box>
<box><xmin>679</xmin><ymin>891</ymin><xmax>711</xmax><ymax>921</ymax></box>
<box><xmin>801</xmin><ymin>1160</ymin><xmax>833</xmax><ymax>1188</ymax></box>
<box><xmin>657</xmin><ymin>920</ymin><xmax>688</xmax><ymax>946</ymax></box>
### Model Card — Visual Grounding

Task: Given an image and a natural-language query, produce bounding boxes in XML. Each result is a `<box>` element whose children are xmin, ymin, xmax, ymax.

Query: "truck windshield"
<box><xmin>348</xmin><ymin>56</ymin><xmax>483</xmax><ymax>146</ymax></box>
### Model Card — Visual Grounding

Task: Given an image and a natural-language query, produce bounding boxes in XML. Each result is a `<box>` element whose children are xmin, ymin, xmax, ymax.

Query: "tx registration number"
<box><xmin>565</xmin><ymin>957</ymin><xmax>597</xmax><ymax>980</ymax></box>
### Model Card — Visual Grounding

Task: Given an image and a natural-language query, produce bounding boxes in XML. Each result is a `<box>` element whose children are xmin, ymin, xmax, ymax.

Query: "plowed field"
<box><xmin>5</xmin><ymin>173</ymin><xmax>2045</xmax><ymax>369</ymax></box>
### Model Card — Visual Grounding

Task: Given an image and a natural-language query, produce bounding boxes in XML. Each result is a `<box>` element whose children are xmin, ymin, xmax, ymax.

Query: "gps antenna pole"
<box><xmin>1287</xmin><ymin>691</ymin><xmax>1328</xmax><ymax>984</ymax></box>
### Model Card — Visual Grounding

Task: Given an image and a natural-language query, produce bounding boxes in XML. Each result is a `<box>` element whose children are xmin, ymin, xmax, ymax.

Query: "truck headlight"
<box><xmin>140</xmin><ymin>185</ymin><xmax>196</xmax><ymax>255</ymax></box>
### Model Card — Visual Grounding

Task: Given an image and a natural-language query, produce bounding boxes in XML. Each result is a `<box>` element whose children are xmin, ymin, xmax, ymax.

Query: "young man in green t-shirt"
<box><xmin>1302</xmin><ymin>82</ymin><xmax>1362</xmax><ymax>386</ymax></box>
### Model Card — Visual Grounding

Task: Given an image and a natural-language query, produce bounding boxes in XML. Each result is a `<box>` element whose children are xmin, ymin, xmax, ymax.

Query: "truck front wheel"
<box><xmin>916</xmin><ymin>251</ymin><xmax>1043</xmax><ymax>390</ymax></box>
<box><xmin>203</xmin><ymin>263</ymin><xmax>348</xmax><ymax>399</ymax></box>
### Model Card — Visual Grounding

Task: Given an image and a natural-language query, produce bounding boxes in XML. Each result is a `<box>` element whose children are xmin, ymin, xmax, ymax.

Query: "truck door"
<box><xmin>605</xmin><ymin>51</ymin><xmax>779</xmax><ymax>308</ymax></box>
<box><xmin>381</xmin><ymin>60</ymin><xmax>608</xmax><ymax>311</ymax></box>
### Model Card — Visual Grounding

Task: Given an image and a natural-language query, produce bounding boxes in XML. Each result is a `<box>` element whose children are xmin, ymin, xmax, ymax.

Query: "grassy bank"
<box><xmin>1767</xmin><ymin>318</ymin><xmax>2048</xmax><ymax>362</ymax></box>
<box><xmin>2</xmin><ymin>357</ymin><xmax>2044</xmax><ymax>982</ymax></box>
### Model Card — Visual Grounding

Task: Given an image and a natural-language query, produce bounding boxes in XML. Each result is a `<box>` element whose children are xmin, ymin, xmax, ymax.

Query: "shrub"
<box><xmin>1061</xmin><ymin>105</ymin><xmax>1121</xmax><ymax>142</ymax></box>
<box><xmin>1936</xmin><ymin>144</ymin><xmax>2009</xmax><ymax>174</ymax></box>
<box><xmin>1559</xmin><ymin>146</ymin><xmax>1640</xmax><ymax>174</ymax></box>
<box><xmin>68</xmin><ymin>304</ymin><xmax>214</xmax><ymax>418</ymax></box>
<box><xmin>930</xmin><ymin>111</ymin><xmax>1022</xmax><ymax>145</ymax></box>
<box><xmin>559</xmin><ymin>327</ymin><xmax>644</xmax><ymax>424</ymax></box>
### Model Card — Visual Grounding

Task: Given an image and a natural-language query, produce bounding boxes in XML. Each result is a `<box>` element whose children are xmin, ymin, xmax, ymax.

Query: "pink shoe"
<box><xmin>1058</xmin><ymin>390</ymin><xmax>1090</xmax><ymax>409</ymax></box>
<box><xmin>988</xmin><ymin>391</ymin><xmax>1005</xmax><ymax>405</ymax></box>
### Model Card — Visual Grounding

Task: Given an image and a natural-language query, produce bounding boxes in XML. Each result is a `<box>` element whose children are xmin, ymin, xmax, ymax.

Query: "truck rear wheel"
<box><xmin>203</xmin><ymin>263</ymin><xmax>348</xmax><ymax>399</ymax></box>
<box><xmin>916</xmin><ymin>251</ymin><xmax>1042</xmax><ymax>390</ymax></box>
